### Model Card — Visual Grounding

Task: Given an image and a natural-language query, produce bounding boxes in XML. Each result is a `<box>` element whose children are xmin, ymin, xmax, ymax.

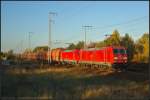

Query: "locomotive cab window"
<box><xmin>113</xmin><ymin>49</ymin><xmax>118</xmax><ymax>54</ymax></box>
<box><xmin>120</xmin><ymin>49</ymin><xmax>126</xmax><ymax>54</ymax></box>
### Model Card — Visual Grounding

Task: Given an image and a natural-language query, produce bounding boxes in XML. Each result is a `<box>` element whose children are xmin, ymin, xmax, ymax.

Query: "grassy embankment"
<box><xmin>1</xmin><ymin>64</ymin><xmax>149</xmax><ymax>100</ymax></box>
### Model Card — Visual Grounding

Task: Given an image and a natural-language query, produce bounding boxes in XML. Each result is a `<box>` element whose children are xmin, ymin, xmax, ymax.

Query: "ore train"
<box><xmin>21</xmin><ymin>46</ymin><xmax>127</xmax><ymax>69</ymax></box>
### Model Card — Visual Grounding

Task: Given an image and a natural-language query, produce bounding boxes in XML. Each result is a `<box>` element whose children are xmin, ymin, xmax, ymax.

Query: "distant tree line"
<box><xmin>0</xmin><ymin>50</ymin><xmax>15</xmax><ymax>61</ymax></box>
<box><xmin>1</xmin><ymin>29</ymin><xmax>149</xmax><ymax>63</ymax></box>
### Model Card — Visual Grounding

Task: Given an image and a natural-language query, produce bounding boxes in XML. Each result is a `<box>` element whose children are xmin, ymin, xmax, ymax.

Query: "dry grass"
<box><xmin>6</xmin><ymin>65</ymin><xmax>69</xmax><ymax>75</ymax></box>
<box><xmin>82</xmin><ymin>83</ymin><xmax>149</xmax><ymax>100</ymax></box>
<box><xmin>1</xmin><ymin>64</ymin><xmax>149</xmax><ymax>100</ymax></box>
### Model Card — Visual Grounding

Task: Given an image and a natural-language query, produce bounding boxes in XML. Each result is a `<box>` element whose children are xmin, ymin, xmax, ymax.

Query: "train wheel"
<box><xmin>89</xmin><ymin>64</ymin><xmax>92</xmax><ymax>69</ymax></box>
<box><xmin>84</xmin><ymin>63</ymin><xmax>86</xmax><ymax>67</ymax></box>
<box><xmin>99</xmin><ymin>64</ymin><xmax>101</xmax><ymax>69</ymax></box>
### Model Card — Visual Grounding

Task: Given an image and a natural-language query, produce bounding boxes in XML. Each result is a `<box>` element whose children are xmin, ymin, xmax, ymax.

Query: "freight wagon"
<box><xmin>21</xmin><ymin>52</ymin><xmax>36</xmax><ymax>61</ymax></box>
<box><xmin>36</xmin><ymin>51</ymin><xmax>47</xmax><ymax>63</ymax></box>
<box><xmin>51</xmin><ymin>48</ymin><xmax>64</xmax><ymax>64</ymax></box>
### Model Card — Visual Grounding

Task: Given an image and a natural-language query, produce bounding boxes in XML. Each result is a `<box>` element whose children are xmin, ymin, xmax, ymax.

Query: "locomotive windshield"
<box><xmin>120</xmin><ymin>49</ymin><xmax>126</xmax><ymax>54</ymax></box>
<box><xmin>113</xmin><ymin>49</ymin><xmax>126</xmax><ymax>54</ymax></box>
<box><xmin>113</xmin><ymin>49</ymin><xmax>118</xmax><ymax>54</ymax></box>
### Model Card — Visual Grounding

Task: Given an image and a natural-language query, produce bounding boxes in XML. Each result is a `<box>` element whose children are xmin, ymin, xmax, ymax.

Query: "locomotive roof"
<box><xmin>60</xmin><ymin>46</ymin><xmax>126</xmax><ymax>52</ymax></box>
<box><xmin>64</xmin><ymin>49</ymin><xmax>79</xmax><ymax>52</ymax></box>
<box><xmin>111</xmin><ymin>46</ymin><xmax>126</xmax><ymax>49</ymax></box>
<box><xmin>81</xmin><ymin>46</ymin><xmax>126</xmax><ymax>51</ymax></box>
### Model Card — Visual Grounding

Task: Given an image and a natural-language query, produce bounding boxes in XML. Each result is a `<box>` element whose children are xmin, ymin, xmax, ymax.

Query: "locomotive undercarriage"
<box><xmin>112</xmin><ymin>63</ymin><xmax>128</xmax><ymax>70</ymax></box>
<box><xmin>37</xmin><ymin>59</ymin><xmax>127</xmax><ymax>71</ymax></box>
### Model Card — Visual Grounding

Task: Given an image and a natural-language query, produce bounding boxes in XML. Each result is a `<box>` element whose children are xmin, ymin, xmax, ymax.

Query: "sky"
<box><xmin>1</xmin><ymin>1</ymin><xmax>149</xmax><ymax>53</ymax></box>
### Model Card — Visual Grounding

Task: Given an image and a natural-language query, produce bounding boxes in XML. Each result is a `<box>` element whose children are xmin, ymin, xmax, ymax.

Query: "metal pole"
<box><xmin>104</xmin><ymin>34</ymin><xmax>111</xmax><ymax>63</ymax></box>
<box><xmin>104</xmin><ymin>40</ymin><xmax>105</xmax><ymax>63</ymax></box>
<box><xmin>85</xmin><ymin>28</ymin><xmax>86</xmax><ymax>49</ymax></box>
<box><xmin>48</xmin><ymin>14</ymin><xmax>51</xmax><ymax>64</ymax></box>
<box><xmin>48</xmin><ymin>12</ymin><xmax>57</xmax><ymax>64</ymax></box>
<box><xmin>82</xmin><ymin>26</ymin><xmax>92</xmax><ymax>49</ymax></box>
<box><xmin>29</xmin><ymin>32</ymin><xmax>30</xmax><ymax>51</ymax></box>
<box><xmin>20</xmin><ymin>40</ymin><xmax>23</xmax><ymax>63</ymax></box>
<box><xmin>20</xmin><ymin>40</ymin><xmax>23</xmax><ymax>53</ymax></box>
<box><xmin>104</xmin><ymin>35</ymin><xmax>108</xmax><ymax>63</ymax></box>
<box><xmin>28</xmin><ymin>32</ymin><xmax>33</xmax><ymax>52</ymax></box>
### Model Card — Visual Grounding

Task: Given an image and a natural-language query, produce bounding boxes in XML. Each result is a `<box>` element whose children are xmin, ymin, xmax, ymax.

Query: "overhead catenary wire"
<box><xmin>13</xmin><ymin>40</ymin><xmax>24</xmax><ymax>54</ymax></box>
<box><xmin>40</xmin><ymin>15</ymin><xmax>148</xmax><ymax>49</ymax></box>
<box><xmin>82</xmin><ymin>26</ymin><xmax>93</xmax><ymax>49</ymax></box>
<box><xmin>58</xmin><ymin>15</ymin><xmax>148</xmax><ymax>45</ymax></box>
<box><xmin>94</xmin><ymin>15</ymin><xmax>148</xmax><ymax>30</ymax></box>
<box><xmin>90</xmin><ymin>18</ymin><xmax>148</xmax><ymax>41</ymax></box>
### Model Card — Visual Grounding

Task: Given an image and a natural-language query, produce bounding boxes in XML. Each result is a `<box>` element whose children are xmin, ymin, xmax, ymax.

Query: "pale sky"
<box><xmin>1</xmin><ymin>1</ymin><xmax>149</xmax><ymax>53</ymax></box>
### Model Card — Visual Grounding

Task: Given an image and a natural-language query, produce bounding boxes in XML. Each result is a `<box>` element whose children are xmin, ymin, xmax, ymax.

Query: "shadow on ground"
<box><xmin>0</xmin><ymin>66</ymin><xmax>149</xmax><ymax>100</ymax></box>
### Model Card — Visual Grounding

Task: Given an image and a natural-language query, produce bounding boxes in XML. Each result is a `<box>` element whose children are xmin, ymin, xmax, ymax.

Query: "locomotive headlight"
<box><xmin>114</xmin><ymin>57</ymin><xmax>118</xmax><ymax>59</ymax></box>
<box><xmin>123</xmin><ymin>57</ymin><xmax>127</xmax><ymax>59</ymax></box>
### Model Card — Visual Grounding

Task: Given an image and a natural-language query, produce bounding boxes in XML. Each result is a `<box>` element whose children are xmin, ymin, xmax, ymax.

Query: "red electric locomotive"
<box><xmin>79</xmin><ymin>46</ymin><xmax>127</xmax><ymax>68</ymax></box>
<box><xmin>53</xmin><ymin>46</ymin><xmax>127</xmax><ymax>68</ymax></box>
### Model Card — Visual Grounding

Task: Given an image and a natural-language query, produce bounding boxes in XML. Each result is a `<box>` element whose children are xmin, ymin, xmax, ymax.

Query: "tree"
<box><xmin>95</xmin><ymin>41</ymin><xmax>105</xmax><ymax>48</ymax></box>
<box><xmin>111</xmin><ymin>29</ymin><xmax>121</xmax><ymax>46</ymax></box>
<box><xmin>67</xmin><ymin>43</ymin><xmax>76</xmax><ymax>50</ymax></box>
<box><xmin>8</xmin><ymin>50</ymin><xmax>13</xmax><ymax>55</ymax></box>
<box><xmin>121</xmin><ymin>33</ymin><xmax>135</xmax><ymax>62</ymax></box>
<box><xmin>7</xmin><ymin>49</ymin><xmax>15</xmax><ymax>60</ymax></box>
<box><xmin>76</xmin><ymin>41</ymin><xmax>84</xmax><ymax>49</ymax></box>
<box><xmin>134</xmin><ymin>33</ymin><xmax>149</xmax><ymax>63</ymax></box>
<box><xmin>33</xmin><ymin>46</ymin><xmax>48</xmax><ymax>53</ymax></box>
<box><xmin>0</xmin><ymin>52</ymin><xmax>4</xmax><ymax>60</ymax></box>
<box><xmin>87</xmin><ymin>42</ymin><xmax>96</xmax><ymax>48</ymax></box>
<box><xmin>104</xmin><ymin>29</ymin><xmax>121</xmax><ymax>46</ymax></box>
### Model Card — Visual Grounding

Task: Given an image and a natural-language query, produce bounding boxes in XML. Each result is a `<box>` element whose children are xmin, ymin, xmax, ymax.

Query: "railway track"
<box><xmin>125</xmin><ymin>63</ymin><xmax>149</xmax><ymax>74</ymax></box>
<box><xmin>1</xmin><ymin>60</ymin><xmax>149</xmax><ymax>74</ymax></box>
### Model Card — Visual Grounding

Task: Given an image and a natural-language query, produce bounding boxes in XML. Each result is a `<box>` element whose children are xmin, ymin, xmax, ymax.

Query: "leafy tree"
<box><xmin>95</xmin><ymin>41</ymin><xmax>105</xmax><ymax>48</ymax></box>
<box><xmin>87</xmin><ymin>42</ymin><xmax>96</xmax><ymax>48</ymax></box>
<box><xmin>67</xmin><ymin>43</ymin><xmax>76</xmax><ymax>50</ymax></box>
<box><xmin>121</xmin><ymin>33</ymin><xmax>135</xmax><ymax>62</ymax></box>
<box><xmin>110</xmin><ymin>29</ymin><xmax>121</xmax><ymax>46</ymax></box>
<box><xmin>0</xmin><ymin>52</ymin><xmax>4</xmax><ymax>60</ymax></box>
<box><xmin>7</xmin><ymin>49</ymin><xmax>15</xmax><ymax>60</ymax></box>
<box><xmin>104</xmin><ymin>29</ymin><xmax>121</xmax><ymax>46</ymax></box>
<box><xmin>33</xmin><ymin>46</ymin><xmax>48</xmax><ymax>53</ymax></box>
<box><xmin>23</xmin><ymin>49</ymin><xmax>31</xmax><ymax>53</ymax></box>
<box><xmin>8</xmin><ymin>50</ymin><xmax>13</xmax><ymax>55</ymax></box>
<box><xmin>95</xmin><ymin>30</ymin><xmax>121</xmax><ymax>48</ymax></box>
<box><xmin>76</xmin><ymin>41</ymin><xmax>84</xmax><ymax>49</ymax></box>
<box><xmin>134</xmin><ymin>33</ymin><xmax>149</xmax><ymax>63</ymax></box>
